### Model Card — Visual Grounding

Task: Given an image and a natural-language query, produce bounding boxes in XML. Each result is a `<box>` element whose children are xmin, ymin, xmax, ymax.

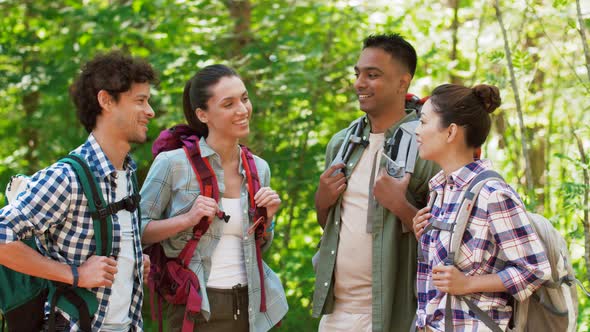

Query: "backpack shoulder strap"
<box><xmin>239</xmin><ymin>146</ymin><xmax>267</xmax><ymax>221</ymax></box>
<box><xmin>59</xmin><ymin>154</ymin><xmax>112</xmax><ymax>257</ymax></box>
<box><xmin>177</xmin><ymin>136</ymin><xmax>229</xmax><ymax>268</ymax></box>
<box><xmin>330</xmin><ymin>116</ymin><xmax>368</xmax><ymax>171</ymax></box>
<box><xmin>182</xmin><ymin>136</ymin><xmax>219</xmax><ymax>201</ymax></box>
<box><xmin>447</xmin><ymin>170</ymin><xmax>504</xmax><ymax>265</ymax></box>
<box><xmin>384</xmin><ymin>116</ymin><xmax>420</xmax><ymax>176</ymax></box>
<box><xmin>238</xmin><ymin>145</ymin><xmax>269</xmax><ymax>313</ymax></box>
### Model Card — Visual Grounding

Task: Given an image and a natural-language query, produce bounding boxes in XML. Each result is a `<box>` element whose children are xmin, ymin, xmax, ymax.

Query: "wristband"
<box><xmin>70</xmin><ymin>265</ymin><xmax>79</xmax><ymax>288</ymax></box>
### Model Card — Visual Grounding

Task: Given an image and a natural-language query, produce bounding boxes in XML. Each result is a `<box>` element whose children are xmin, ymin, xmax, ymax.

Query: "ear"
<box><xmin>97</xmin><ymin>90</ymin><xmax>113</xmax><ymax>111</ymax></box>
<box><xmin>196</xmin><ymin>108</ymin><xmax>208</xmax><ymax>124</ymax></box>
<box><xmin>398</xmin><ymin>73</ymin><xmax>412</xmax><ymax>94</ymax></box>
<box><xmin>446</xmin><ymin>123</ymin><xmax>460</xmax><ymax>143</ymax></box>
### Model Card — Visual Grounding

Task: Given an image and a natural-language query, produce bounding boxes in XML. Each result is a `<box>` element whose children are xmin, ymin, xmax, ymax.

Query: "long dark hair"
<box><xmin>182</xmin><ymin>64</ymin><xmax>239</xmax><ymax>137</ymax></box>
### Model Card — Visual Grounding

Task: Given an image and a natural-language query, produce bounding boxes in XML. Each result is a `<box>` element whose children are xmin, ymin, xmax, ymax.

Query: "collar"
<box><xmin>198</xmin><ymin>137</ymin><xmax>245</xmax><ymax>172</ymax></box>
<box><xmin>363</xmin><ymin>109</ymin><xmax>419</xmax><ymax>139</ymax></box>
<box><xmin>72</xmin><ymin>134</ymin><xmax>137</xmax><ymax>180</ymax></box>
<box><xmin>429</xmin><ymin>159</ymin><xmax>493</xmax><ymax>193</ymax></box>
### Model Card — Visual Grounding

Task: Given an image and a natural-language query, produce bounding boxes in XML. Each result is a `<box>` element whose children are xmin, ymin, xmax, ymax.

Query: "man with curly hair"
<box><xmin>0</xmin><ymin>51</ymin><xmax>158</xmax><ymax>331</ymax></box>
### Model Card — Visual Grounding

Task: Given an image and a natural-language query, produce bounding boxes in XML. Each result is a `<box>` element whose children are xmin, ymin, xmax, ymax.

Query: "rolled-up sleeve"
<box><xmin>487</xmin><ymin>189</ymin><xmax>551</xmax><ymax>301</ymax></box>
<box><xmin>0</xmin><ymin>165</ymin><xmax>72</xmax><ymax>243</ymax></box>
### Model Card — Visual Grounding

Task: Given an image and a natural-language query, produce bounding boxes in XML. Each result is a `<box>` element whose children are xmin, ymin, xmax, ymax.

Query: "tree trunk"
<box><xmin>494</xmin><ymin>0</ymin><xmax>534</xmax><ymax>195</ymax></box>
<box><xmin>575</xmin><ymin>0</ymin><xmax>590</xmax><ymax>281</ymax></box>
<box><xmin>22</xmin><ymin>1</ymin><xmax>40</xmax><ymax>172</ymax></box>
<box><xmin>449</xmin><ymin>0</ymin><xmax>462</xmax><ymax>85</ymax></box>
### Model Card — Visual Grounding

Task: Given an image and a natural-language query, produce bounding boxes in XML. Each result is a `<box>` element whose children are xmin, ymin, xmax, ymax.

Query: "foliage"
<box><xmin>0</xmin><ymin>0</ymin><xmax>588</xmax><ymax>330</ymax></box>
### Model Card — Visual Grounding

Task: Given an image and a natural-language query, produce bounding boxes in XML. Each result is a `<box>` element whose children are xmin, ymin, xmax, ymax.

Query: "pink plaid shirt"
<box><xmin>416</xmin><ymin>160</ymin><xmax>550</xmax><ymax>331</ymax></box>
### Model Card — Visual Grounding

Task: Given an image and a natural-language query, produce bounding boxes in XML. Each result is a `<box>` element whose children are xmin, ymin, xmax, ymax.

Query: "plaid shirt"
<box><xmin>416</xmin><ymin>160</ymin><xmax>550</xmax><ymax>331</ymax></box>
<box><xmin>0</xmin><ymin>135</ymin><xmax>144</xmax><ymax>331</ymax></box>
<box><xmin>140</xmin><ymin>139</ymin><xmax>288</xmax><ymax>332</ymax></box>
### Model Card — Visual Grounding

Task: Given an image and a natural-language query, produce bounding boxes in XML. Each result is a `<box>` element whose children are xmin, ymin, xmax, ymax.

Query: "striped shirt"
<box><xmin>140</xmin><ymin>139</ymin><xmax>288</xmax><ymax>332</ymax></box>
<box><xmin>416</xmin><ymin>160</ymin><xmax>550</xmax><ymax>331</ymax></box>
<box><xmin>0</xmin><ymin>135</ymin><xmax>144</xmax><ymax>331</ymax></box>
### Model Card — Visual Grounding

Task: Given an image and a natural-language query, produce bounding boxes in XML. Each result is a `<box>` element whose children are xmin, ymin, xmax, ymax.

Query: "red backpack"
<box><xmin>144</xmin><ymin>124</ymin><xmax>269</xmax><ymax>332</ymax></box>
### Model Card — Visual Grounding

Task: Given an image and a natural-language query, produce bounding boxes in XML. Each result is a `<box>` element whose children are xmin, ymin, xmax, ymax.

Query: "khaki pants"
<box><xmin>168</xmin><ymin>285</ymin><xmax>249</xmax><ymax>332</ymax></box>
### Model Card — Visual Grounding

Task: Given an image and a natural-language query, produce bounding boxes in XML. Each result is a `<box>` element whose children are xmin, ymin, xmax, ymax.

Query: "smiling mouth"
<box><xmin>358</xmin><ymin>94</ymin><xmax>372</xmax><ymax>99</ymax></box>
<box><xmin>234</xmin><ymin>119</ymin><xmax>248</xmax><ymax>126</ymax></box>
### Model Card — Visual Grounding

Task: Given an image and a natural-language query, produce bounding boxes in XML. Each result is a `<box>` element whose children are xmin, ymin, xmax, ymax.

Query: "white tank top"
<box><xmin>206</xmin><ymin>197</ymin><xmax>248</xmax><ymax>288</ymax></box>
<box><xmin>103</xmin><ymin>171</ymin><xmax>134</xmax><ymax>331</ymax></box>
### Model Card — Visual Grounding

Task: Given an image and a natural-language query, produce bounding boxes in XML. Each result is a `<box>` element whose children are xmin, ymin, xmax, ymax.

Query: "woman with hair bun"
<box><xmin>412</xmin><ymin>84</ymin><xmax>551</xmax><ymax>331</ymax></box>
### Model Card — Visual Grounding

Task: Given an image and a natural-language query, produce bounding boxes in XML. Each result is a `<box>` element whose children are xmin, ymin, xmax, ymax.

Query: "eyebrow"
<box><xmin>354</xmin><ymin>66</ymin><xmax>384</xmax><ymax>73</ymax></box>
<box><xmin>219</xmin><ymin>91</ymin><xmax>248</xmax><ymax>103</ymax></box>
<box><xmin>135</xmin><ymin>94</ymin><xmax>150</xmax><ymax>99</ymax></box>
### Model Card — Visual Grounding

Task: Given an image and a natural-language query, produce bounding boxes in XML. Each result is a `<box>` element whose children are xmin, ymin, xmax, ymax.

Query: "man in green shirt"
<box><xmin>312</xmin><ymin>34</ymin><xmax>439</xmax><ymax>332</ymax></box>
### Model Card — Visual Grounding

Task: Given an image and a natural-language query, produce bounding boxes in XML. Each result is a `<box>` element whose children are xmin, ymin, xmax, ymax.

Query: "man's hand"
<box><xmin>316</xmin><ymin>163</ymin><xmax>347</xmax><ymax>211</ymax></box>
<box><xmin>142</xmin><ymin>254</ymin><xmax>150</xmax><ymax>284</ymax></box>
<box><xmin>432</xmin><ymin>265</ymin><xmax>470</xmax><ymax>295</ymax></box>
<box><xmin>413</xmin><ymin>206</ymin><xmax>432</xmax><ymax>240</ymax></box>
<box><xmin>78</xmin><ymin>255</ymin><xmax>118</xmax><ymax>288</ymax></box>
<box><xmin>255</xmin><ymin>187</ymin><xmax>281</xmax><ymax>220</ymax></box>
<box><xmin>373</xmin><ymin>171</ymin><xmax>411</xmax><ymax>214</ymax></box>
<box><xmin>185</xmin><ymin>195</ymin><xmax>219</xmax><ymax>226</ymax></box>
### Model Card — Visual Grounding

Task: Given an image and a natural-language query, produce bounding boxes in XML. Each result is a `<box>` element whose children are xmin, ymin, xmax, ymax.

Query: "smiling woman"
<box><xmin>139</xmin><ymin>65</ymin><xmax>288</xmax><ymax>332</ymax></box>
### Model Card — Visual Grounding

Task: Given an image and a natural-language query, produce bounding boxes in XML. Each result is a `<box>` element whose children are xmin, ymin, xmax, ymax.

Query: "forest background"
<box><xmin>0</xmin><ymin>0</ymin><xmax>589</xmax><ymax>330</ymax></box>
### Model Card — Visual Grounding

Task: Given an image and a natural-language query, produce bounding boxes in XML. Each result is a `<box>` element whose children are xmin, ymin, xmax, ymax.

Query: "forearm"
<box><xmin>465</xmin><ymin>273</ymin><xmax>507</xmax><ymax>294</ymax></box>
<box><xmin>141</xmin><ymin>214</ymin><xmax>192</xmax><ymax>245</ymax></box>
<box><xmin>386</xmin><ymin>199</ymin><xmax>418</xmax><ymax>231</ymax></box>
<box><xmin>0</xmin><ymin>241</ymin><xmax>73</xmax><ymax>285</ymax></box>
<box><xmin>315</xmin><ymin>191</ymin><xmax>330</xmax><ymax>229</ymax></box>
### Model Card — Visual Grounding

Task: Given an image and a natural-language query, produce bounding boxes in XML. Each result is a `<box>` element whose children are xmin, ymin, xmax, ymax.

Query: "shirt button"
<box><xmin>244</xmin><ymin>236</ymin><xmax>248</xmax><ymax>240</ymax></box>
<box><xmin>335</xmin><ymin>221</ymin><xmax>339</xmax><ymax>225</ymax></box>
<box><xmin>249</xmin><ymin>307</ymin><xmax>252</xmax><ymax>312</ymax></box>
<box><xmin>324</xmin><ymin>282</ymin><xmax>328</xmax><ymax>287</ymax></box>
<box><xmin>331</xmin><ymin>250</ymin><xmax>335</xmax><ymax>255</ymax></box>
<box><xmin>348</xmin><ymin>163</ymin><xmax>353</xmax><ymax>167</ymax></box>
<box><xmin>246</xmin><ymin>259</ymin><xmax>250</xmax><ymax>263</ymax></box>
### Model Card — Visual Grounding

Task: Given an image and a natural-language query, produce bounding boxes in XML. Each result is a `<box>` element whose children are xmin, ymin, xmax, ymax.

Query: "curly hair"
<box><xmin>69</xmin><ymin>51</ymin><xmax>158</xmax><ymax>132</ymax></box>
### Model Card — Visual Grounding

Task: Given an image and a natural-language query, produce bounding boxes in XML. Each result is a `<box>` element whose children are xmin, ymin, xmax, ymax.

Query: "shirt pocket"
<box><xmin>173</xmin><ymin>188</ymin><xmax>200</xmax><ymax>215</ymax></box>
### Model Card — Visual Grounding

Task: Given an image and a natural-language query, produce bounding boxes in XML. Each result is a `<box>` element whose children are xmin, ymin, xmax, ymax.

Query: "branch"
<box><xmin>494</xmin><ymin>0</ymin><xmax>534</xmax><ymax>195</ymax></box>
<box><xmin>577</xmin><ymin>0</ymin><xmax>590</xmax><ymax>82</ymax></box>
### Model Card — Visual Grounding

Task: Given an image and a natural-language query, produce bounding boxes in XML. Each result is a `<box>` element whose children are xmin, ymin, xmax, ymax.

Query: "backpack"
<box><xmin>422</xmin><ymin>170</ymin><xmax>584</xmax><ymax>332</ymax></box>
<box><xmin>144</xmin><ymin>125</ymin><xmax>269</xmax><ymax>332</ymax></box>
<box><xmin>0</xmin><ymin>154</ymin><xmax>140</xmax><ymax>332</ymax></box>
<box><xmin>329</xmin><ymin>93</ymin><xmax>425</xmax><ymax>178</ymax></box>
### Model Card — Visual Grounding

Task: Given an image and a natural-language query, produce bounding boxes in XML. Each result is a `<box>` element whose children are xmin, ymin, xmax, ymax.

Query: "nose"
<box><xmin>354</xmin><ymin>74</ymin><xmax>366</xmax><ymax>91</ymax></box>
<box><xmin>237</xmin><ymin>101</ymin><xmax>249</xmax><ymax>114</ymax></box>
<box><xmin>146</xmin><ymin>103</ymin><xmax>155</xmax><ymax>118</ymax></box>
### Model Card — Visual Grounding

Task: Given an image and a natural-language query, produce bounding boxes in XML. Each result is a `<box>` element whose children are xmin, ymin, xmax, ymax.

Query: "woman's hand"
<box><xmin>413</xmin><ymin>206</ymin><xmax>431</xmax><ymax>240</ymax></box>
<box><xmin>432</xmin><ymin>265</ymin><xmax>471</xmax><ymax>295</ymax></box>
<box><xmin>254</xmin><ymin>187</ymin><xmax>281</xmax><ymax>221</ymax></box>
<box><xmin>185</xmin><ymin>195</ymin><xmax>219</xmax><ymax>226</ymax></box>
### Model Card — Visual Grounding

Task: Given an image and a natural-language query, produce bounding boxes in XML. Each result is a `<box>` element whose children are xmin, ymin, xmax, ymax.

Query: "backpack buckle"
<box><xmin>123</xmin><ymin>195</ymin><xmax>139</xmax><ymax>212</ymax></box>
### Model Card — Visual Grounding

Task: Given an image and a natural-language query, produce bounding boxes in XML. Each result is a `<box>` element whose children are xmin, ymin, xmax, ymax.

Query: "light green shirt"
<box><xmin>140</xmin><ymin>139</ymin><xmax>288</xmax><ymax>332</ymax></box>
<box><xmin>312</xmin><ymin>112</ymin><xmax>440</xmax><ymax>332</ymax></box>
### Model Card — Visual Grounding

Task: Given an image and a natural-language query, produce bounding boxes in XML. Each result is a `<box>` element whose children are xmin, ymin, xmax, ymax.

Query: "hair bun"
<box><xmin>472</xmin><ymin>84</ymin><xmax>501</xmax><ymax>113</ymax></box>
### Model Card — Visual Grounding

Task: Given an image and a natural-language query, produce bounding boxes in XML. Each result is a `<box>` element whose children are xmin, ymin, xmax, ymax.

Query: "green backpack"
<box><xmin>0</xmin><ymin>154</ymin><xmax>140</xmax><ymax>332</ymax></box>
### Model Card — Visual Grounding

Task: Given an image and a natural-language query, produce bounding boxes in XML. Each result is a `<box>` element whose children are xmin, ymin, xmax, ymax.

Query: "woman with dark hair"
<box><xmin>412</xmin><ymin>84</ymin><xmax>550</xmax><ymax>331</ymax></box>
<box><xmin>140</xmin><ymin>65</ymin><xmax>288</xmax><ymax>331</ymax></box>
